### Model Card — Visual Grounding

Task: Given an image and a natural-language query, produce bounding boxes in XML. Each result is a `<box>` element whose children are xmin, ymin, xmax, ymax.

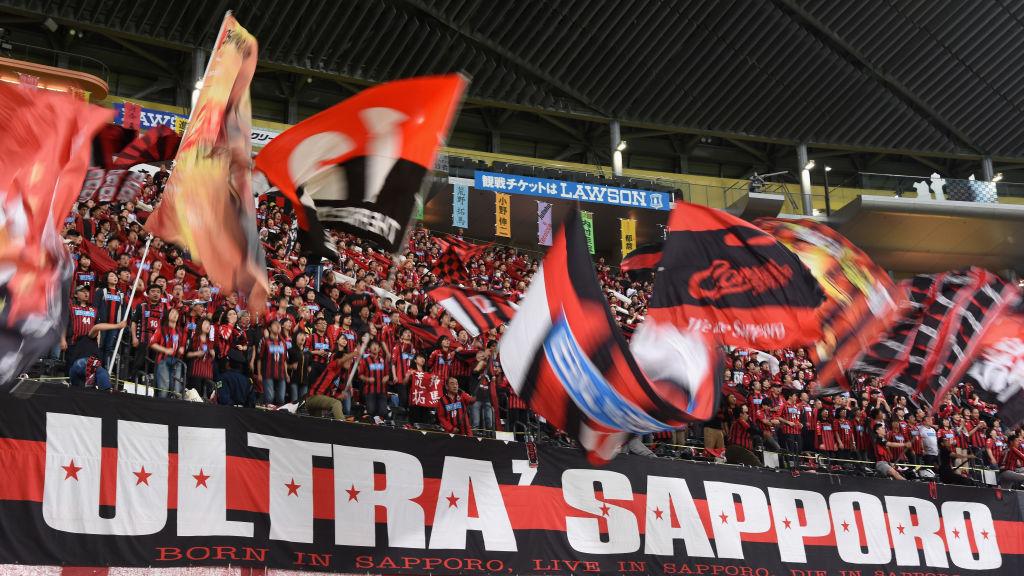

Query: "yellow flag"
<box><xmin>495</xmin><ymin>193</ymin><xmax>511</xmax><ymax>237</ymax></box>
<box><xmin>621</xmin><ymin>218</ymin><xmax>637</xmax><ymax>257</ymax></box>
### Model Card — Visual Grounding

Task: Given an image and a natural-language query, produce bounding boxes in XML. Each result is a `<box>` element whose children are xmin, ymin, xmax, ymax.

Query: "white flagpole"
<box><xmin>108</xmin><ymin>235</ymin><xmax>153</xmax><ymax>380</ymax></box>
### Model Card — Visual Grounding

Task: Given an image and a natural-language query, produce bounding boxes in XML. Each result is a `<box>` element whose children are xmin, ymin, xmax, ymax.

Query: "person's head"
<box><xmin>199</xmin><ymin>317</ymin><xmax>212</xmax><ymax>334</ymax></box>
<box><xmin>294</xmin><ymin>331</ymin><xmax>307</xmax><ymax>346</ymax></box>
<box><xmin>445</xmin><ymin>377</ymin><xmax>459</xmax><ymax>395</ymax></box>
<box><xmin>74</xmin><ymin>284</ymin><xmax>89</xmax><ymax>304</ymax></box>
<box><xmin>414</xmin><ymin>352</ymin><xmax>426</xmax><ymax>369</ymax></box>
<box><xmin>147</xmin><ymin>284</ymin><xmax>161</xmax><ymax>303</ymax></box>
<box><xmin>368</xmin><ymin>340</ymin><xmax>380</xmax><ymax>354</ymax></box>
<box><xmin>315</xmin><ymin>317</ymin><xmax>327</xmax><ymax>333</ymax></box>
<box><xmin>873</xmin><ymin>422</ymin><xmax>886</xmax><ymax>436</ymax></box>
<box><xmin>226</xmin><ymin>309</ymin><xmax>238</xmax><ymax>325</ymax></box>
<box><xmin>439</xmin><ymin>336</ymin><xmax>450</xmax><ymax>350</ymax></box>
<box><xmin>341</xmin><ymin>315</ymin><xmax>352</xmax><ymax>328</ymax></box>
<box><xmin>174</xmin><ymin>266</ymin><xmax>186</xmax><ymax>280</ymax></box>
<box><xmin>268</xmin><ymin>319</ymin><xmax>281</xmax><ymax>337</ymax></box>
<box><xmin>165</xmin><ymin>307</ymin><xmax>180</xmax><ymax>327</ymax></box>
<box><xmin>818</xmin><ymin>407</ymin><xmax>830</xmax><ymax>421</ymax></box>
<box><xmin>78</xmin><ymin>254</ymin><xmax>92</xmax><ymax>270</ymax></box>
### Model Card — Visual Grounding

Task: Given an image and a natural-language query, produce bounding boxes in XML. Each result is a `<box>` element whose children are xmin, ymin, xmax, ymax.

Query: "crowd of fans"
<box><xmin>51</xmin><ymin>165</ymin><xmax>1024</xmax><ymax>489</ymax></box>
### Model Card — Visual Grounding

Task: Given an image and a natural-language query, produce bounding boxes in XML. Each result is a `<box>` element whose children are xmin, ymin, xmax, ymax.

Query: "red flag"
<box><xmin>0</xmin><ymin>84</ymin><xmax>111</xmax><ymax>383</ymax></box>
<box><xmin>427</xmin><ymin>284</ymin><xmax>518</xmax><ymax>337</ymax></box>
<box><xmin>254</xmin><ymin>75</ymin><xmax>467</xmax><ymax>257</ymax></box>
<box><xmin>144</xmin><ymin>14</ymin><xmax>268</xmax><ymax>311</ymax></box>
<box><xmin>110</xmin><ymin>125</ymin><xmax>181</xmax><ymax>169</ymax></box>
<box><xmin>78</xmin><ymin>239</ymin><xmax>117</xmax><ymax>275</ymax></box>
<box><xmin>121</xmin><ymin>101</ymin><xmax>142</xmax><ymax>130</ymax></box>
<box><xmin>430</xmin><ymin>246</ymin><xmax>470</xmax><ymax>285</ymax></box>
<box><xmin>647</xmin><ymin>202</ymin><xmax>825</xmax><ymax>348</ymax></box>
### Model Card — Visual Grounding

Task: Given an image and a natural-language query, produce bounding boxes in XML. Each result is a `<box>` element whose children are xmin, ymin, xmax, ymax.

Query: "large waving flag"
<box><xmin>144</xmin><ymin>13</ymin><xmax>268</xmax><ymax>311</ymax></box>
<box><xmin>109</xmin><ymin>124</ymin><xmax>181</xmax><ymax>169</ymax></box>
<box><xmin>427</xmin><ymin>284</ymin><xmax>518</xmax><ymax>337</ymax></box>
<box><xmin>957</xmin><ymin>304</ymin><xmax>1024</xmax><ymax>428</ymax></box>
<box><xmin>0</xmin><ymin>84</ymin><xmax>111</xmax><ymax>384</ymax></box>
<box><xmin>647</xmin><ymin>202</ymin><xmax>825</xmax><ymax>349</ymax></box>
<box><xmin>754</xmin><ymin>217</ymin><xmax>900</xmax><ymax>375</ymax></box>
<box><xmin>620</xmin><ymin>242</ymin><xmax>663</xmax><ymax>273</ymax></box>
<box><xmin>499</xmin><ymin>211</ymin><xmax>722</xmax><ymax>464</ymax></box>
<box><xmin>825</xmin><ymin>269</ymin><xmax>1019</xmax><ymax>409</ymax></box>
<box><xmin>254</xmin><ymin>75</ymin><xmax>467</xmax><ymax>258</ymax></box>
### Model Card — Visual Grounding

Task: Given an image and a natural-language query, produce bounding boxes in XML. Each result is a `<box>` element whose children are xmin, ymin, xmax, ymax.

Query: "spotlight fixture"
<box><xmin>616</xmin><ymin>140</ymin><xmax>627</xmax><ymax>152</ymax></box>
<box><xmin>824</xmin><ymin>165</ymin><xmax>832</xmax><ymax>172</ymax></box>
<box><xmin>803</xmin><ymin>160</ymin><xmax>815</xmax><ymax>171</ymax></box>
<box><xmin>993</xmin><ymin>172</ymin><xmax>1004</xmax><ymax>182</ymax></box>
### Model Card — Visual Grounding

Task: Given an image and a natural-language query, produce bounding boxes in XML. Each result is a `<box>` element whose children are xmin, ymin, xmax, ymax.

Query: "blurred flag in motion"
<box><xmin>428</xmin><ymin>284</ymin><xmax>518</xmax><ymax>338</ymax></box>
<box><xmin>647</xmin><ymin>202</ymin><xmax>825</xmax><ymax>349</ymax></box>
<box><xmin>0</xmin><ymin>84</ymin><xmax>111</xmax><ymax>384</ymax></box>
<box><xmin>957</xmin><ymin>302</ymin><xmax>1024</xmax><ymax>428</ymax></box>
<box><xmin>254</xmin><ymin>75</ymin><xmax>467</xmax><ymax>258</ymax></box>
<box><xmin>835</xmin><ymin>269</ymin><xmax>1019</xmax><ymax>412</ymax></box>
<box><xmin>620</xmin><ymin>242</ymin><xmax>663</xmax><ymax>273</ymax></box>
<box><xmin>753</xmin><ymin>217</ymin><xmax>901</xmax><ymax>390</ymax></box>
<box><xmin>144</xmin><ymin>13</ymin><xmax>269</xmax><ymax>311</ymax></box>
<box><xmin>499</xmin><ymin>211</ymin><xmax>722</xmax><ymax>464</ymax></box>
<box><xmin>109</xmin><ymin>124</ymin><xmax>181</xmax><ymax>169</ymax></box>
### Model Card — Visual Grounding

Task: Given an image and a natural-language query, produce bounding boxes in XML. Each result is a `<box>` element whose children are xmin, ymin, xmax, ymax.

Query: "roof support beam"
<box><xmin>773</xmin><ymin>0</ymin><xmax>982</xmax><ymax>155</ymax></box>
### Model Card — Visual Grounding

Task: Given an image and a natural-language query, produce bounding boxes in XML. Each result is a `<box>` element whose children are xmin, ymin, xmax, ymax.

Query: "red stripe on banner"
<box><xmin>62</xmin><ymin>567</ymin><xmax>108</xmax><ymax>575</ymax></box>
<box><xmin>3</xmin><ymin>438</ymin><xmax>1023</xmax><ymax>554</ymax></box>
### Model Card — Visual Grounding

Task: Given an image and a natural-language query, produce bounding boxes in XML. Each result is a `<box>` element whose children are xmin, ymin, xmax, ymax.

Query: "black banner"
<box><xmin>0</xmin><ymin>384</ymin><xmax>1019</xmax><ymax>574</ymax></box>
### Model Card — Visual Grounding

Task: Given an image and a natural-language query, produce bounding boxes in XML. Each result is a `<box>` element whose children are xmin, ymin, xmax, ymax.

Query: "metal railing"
<box><xmin>0</xmin><ymin>39</ymin><xmax>110</xmax><ymax>84</ymax></box>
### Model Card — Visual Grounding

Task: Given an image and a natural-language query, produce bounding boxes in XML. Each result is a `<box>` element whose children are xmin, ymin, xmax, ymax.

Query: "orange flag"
<box><xmin>144</xmin><ymin>13</ymin><xmax>268</xmax><ymax>310</ymax></box>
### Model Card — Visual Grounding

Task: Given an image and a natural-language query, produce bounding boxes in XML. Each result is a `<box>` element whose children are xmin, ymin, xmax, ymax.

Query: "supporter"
<box><xmin>726</xmin><ymin>405</ymin><xmax>760</xmax><ymax>465</ymax></box>
<box><xmin>359</xmin><ymin>339</ymin><xmax>391</xmax><ymax>420</ymax></box>
<box><xmin>257</xmin><ymin>319</ymin><xmax>290</xmax><ymax>405</ymax></box>
<box><xmin>777</xmin><ymin>393</ymin><xmax>803</xmax><ymax>468</ymax></box>
<box><xmin>436</xmin><ymin>377</ymin><xmax>475</xmax><ymax>436</ymax></box>
<box><xmin>872</xmin><ymin>422</ymin><xmax>907</xmax><ymax>480</ymax></box>
<box><xmin>93</xmin><ymin>270</ymin><xmax>124</xmax><ymax>367</ymax></box>
<box><xmin>185</xmin><ymin>317</ymin><xmax>215</xmax><ymax>399</ymax></box>
<box><xmin>149</xmin><ymin>307</ymin><xmax>186</xmax><ymax>398</ymax></box>
<box><xmin>288</xmin><ymin>330</ymin><xmax>311</xmax><ymax>400</ymax></box>
<box><xmin>65</xmin><ymin>284</ymin><xmax>126</xmax><ymax>391</ymax></box>
<box><xmin>919</xmin><ymin>414</ymin><xmax>940</xmax><ymax>467</ymax></box>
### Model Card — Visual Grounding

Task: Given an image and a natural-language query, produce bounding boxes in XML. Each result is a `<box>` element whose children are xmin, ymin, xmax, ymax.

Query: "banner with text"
<box><xmin>581</xmin><ymin>210</ymin><xmax>595</xmax><ymax>254</ymax></box>
<box><xmin>452</xmin><ymin>183</ymin><xmax>469</xmax><ymax>228</ymax></box>
<box><xmin>474</xmin><ymin>170</ymin><xmax>671</xmax><ymax>212</ymax></box>
<box><xmin>621</xmin><ymin>218</ymin><xmax>637</xmax><ymax>257</ymax></box>
<box><xmin>111</xmin><ymin>103</ymin><xmax>280</xmax><ymax>149</ymax></box>
<box><xmin>538</xmin><ymin>201</ymin><xmax>552</xmax><ymax>246</ymax></box>
<box><xmin>495</xmin><ymin>193</ymin><xmax>511</xmax><ymax>237</ymax></box>
<box><xmin>0</xmin><ymin>385</ymin><xmax>1018</xmax><ymax>574</ymax></box>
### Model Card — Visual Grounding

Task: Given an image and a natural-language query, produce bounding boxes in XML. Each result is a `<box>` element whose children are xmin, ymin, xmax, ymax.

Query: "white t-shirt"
<box><xmin>919</xmin><ymin>425</ymin><xmax>939</xmax><ymax>456</ymax></box>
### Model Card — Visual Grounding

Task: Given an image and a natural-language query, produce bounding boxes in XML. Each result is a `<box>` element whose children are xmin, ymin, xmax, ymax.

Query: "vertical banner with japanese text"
<box><xmin>537</xmin><ymin>201</ymin><xmax>552</xmax><ymax>246</ymax></box>
<box><xmin>495</xmin><ymin>192</ymin><xmax>511</xmax><ymax>237</ymax></box>
<box><xmin>581</xmin><ymin>210</ymin><xmax>595</xmax><ymax>254</ymax></box>
<box><xmin>620</xmin><ymin>217</ymin><xmax>636</xmax><ymax>257</ymax></box>
<box><xmin>452</xmin><ymin>183</ymin><xmax>469</xmax><ymax>228</ymax></box>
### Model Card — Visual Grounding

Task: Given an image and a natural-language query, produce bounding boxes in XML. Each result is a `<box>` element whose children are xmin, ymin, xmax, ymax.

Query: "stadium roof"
<box><xmin>4</xmin><ymin>0</ymin><xmax>1024</xmax><ymax>160</ymax></box>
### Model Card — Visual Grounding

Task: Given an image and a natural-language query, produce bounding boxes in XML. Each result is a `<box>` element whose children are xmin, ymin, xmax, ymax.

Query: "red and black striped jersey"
<box><xmin>359</xmin><ymin>352</ymin><xmax>389</xmax><ymax>395</ymax></box>
<box><xmin>308</xmin><ymin>332</ymin><xmax>332</xmax><ymax>365</ymax></box>
<box><xmin>132</xmin><ymin>301</ymin><xmax>165</xmax><ymax>344</ymax></box>
<box><xmin>729</xmin><ymin>418</ymin><xmax>753</xmax><ymax>450</ymax></box>
<box><xmin>815</xmin><ymin>421</ymin><xmax>838</xmax><ymax>452</ymax></box>
<box><xmin>391</xmin><ymin>342</ymin><xmax>416</xmax><ymax>384</ymax></box>
<box><xmin>69</xmin><ymin>305</ymin><xmax>97</xmax><ymax>344</ymax></box>
<box><xmin>260</xmin><ymin>337</ymin><xmax>289</xmax><ymax>381</ymax></box>
<box><xmin>149</xmin><ymin>326</ymin><xmax>183</xmax><ymax>364</ymax></box>
<box><xmin>834</xmin><ymin>418</ymin><xmax>856</xmax><ymax>450</ymax></box>
<box><xmin>94</xmin><ymin>287</ymin><xmax>123</xmax><ymax>324</ymax></box>
<box><xmin>436</xmin><ymin>390</ymin><xmax>474</xmax><ymax>436</ymax></box>
<box><xmin>188</xmin><ymin>336</ymin><xmax>215</xmax><ymax>379</ymax></box>
<box><xmin>967</xmin><ymin>419</ymin><xmax>988</xmax><ymax>447</ymax></box>
<box><xmin>778</xmin><ymin>404</ymin><xmax>803</xmax><ymax>435</ymax></box>
<box><xmin>428</xmin><ymin>349</ymin><xmax>455</xmax><ymax>383</ymax></box>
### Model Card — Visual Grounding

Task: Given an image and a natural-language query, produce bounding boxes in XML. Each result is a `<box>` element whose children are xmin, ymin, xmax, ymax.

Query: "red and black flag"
<box><xmin>399</xmin><ymin>314</ymin><xmax>452</xmax><ymax>348</ymax></box>
<box><xmin>647</xmin><ymin>201</ymin><xmax>825</xmax><ymax>349</ymax></box>
<box><xmin>499</xmin><ymin>210</ymin><xmax>722</xmax><ymax>464</ymax></box>
<box><xmin>430</xmin><ymin>245</ymin><xmax>470</xmax><ymax>285</ymax></box>
<box><xmin>955</xmin><ymin>302</ymin><xmax>1024</xmax><ymax>428</ymax></box>
<box><xmin>427</xmin><ymin>284</ymin><xmax>518</xmax><ymax>337</ymax></box>
<box><xmin>254</xmin><ymin>75</ymin><xmax>467</xmax><ymax>259</ymax></box>
<box><xmin>0</xmin><ymin>84</ymin><xmax>111</xmax><ymax>384</ymax></box>
<box><xmin>77</xmin><ymin>239</ymin><xmax>117</xmax><ymax>275</ymax></box>
<box><xmin>834</xmin><ymin>269</ymin><xmax>1019</xmax><ymax>412</ymax></box>
<box><xmin>620</xmin><ymin>242</ymin><xmax>663</xmax><ymax>273</ymax></box>
<box><xmin>109</xmin><ymin>125</ymin><xmax>181</xmax><ymax>169</ymax></box>
<box><xmin>91</xmin><ymin>124</ymin><xmax>136</xmax><ymax>169</ymax></box>
<box><xmin>434</xmin><ymin>234</ymin><xmax>491</xmax><ymax>260</ymax></box>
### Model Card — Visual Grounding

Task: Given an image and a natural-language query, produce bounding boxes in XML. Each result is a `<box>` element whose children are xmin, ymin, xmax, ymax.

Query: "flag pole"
<box><xmin>108</xmin><ymin>234</ymin><xmax>153</xmax><ymax>381</ymax></box>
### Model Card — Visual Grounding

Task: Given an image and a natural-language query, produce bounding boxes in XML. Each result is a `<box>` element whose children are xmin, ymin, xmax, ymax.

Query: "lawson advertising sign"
<box><xmin>474</xmin><ymin>170</ymin><xmax>672</xmax><ymax>211</ymax></box>
<box><xmin>111</xmin><ymin>102</ymin><xmax>280</xmax><ymax>148</ymax></box>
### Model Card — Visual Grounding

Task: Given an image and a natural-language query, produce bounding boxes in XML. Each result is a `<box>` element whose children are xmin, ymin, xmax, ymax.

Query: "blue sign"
<box><xmin>112</xmin><ymin>102</ymin><xmax>187</xmax><ymax>130</ymax></box>
<box><xmin>474</xmin><ymin>170</ymin><xmax>671</xmax><ymax>211</ymax></box>
<box><xmin>452</xmin><ymin>183</ymin><xmax>469</xmax><ymax>228</ymax></box>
